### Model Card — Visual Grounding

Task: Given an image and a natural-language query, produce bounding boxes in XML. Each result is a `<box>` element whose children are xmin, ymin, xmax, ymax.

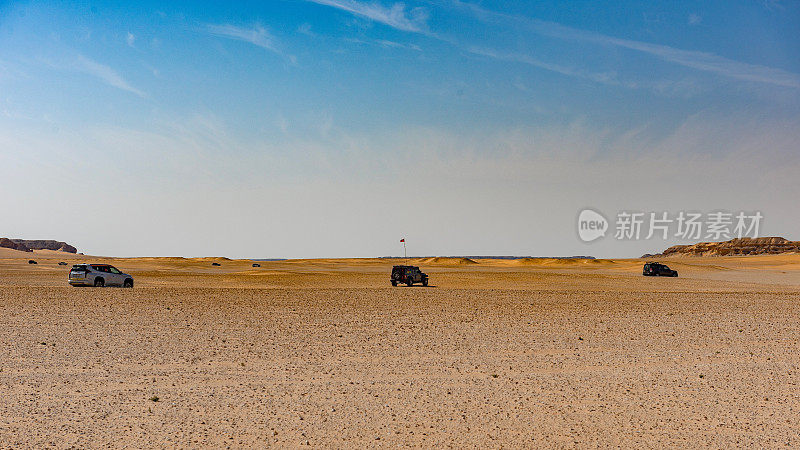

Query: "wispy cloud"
<box><xmin>75</xmin><ymin>55</ymin><xmax>146</xmax><ymax>97</ymax></box>
<box><xmin>760</xmin><ymin>0</ymin><xmax>786</xmax><ymax>12</ymax></box>
<box><xmin>126</xmin><ymin>32</ymin><xmax>135</xmax><ymax>47</ymax></box>
<box><xmin>467</xmin><ymin>47</ymin><xmax>626</xmax><ymax>87</ymax></box>
<box><xmin>344</xmin><ymin>37</ymin><xmax>422</xmax><ymax>51</ymax></box>
<box><xmin>297</xmin><ymin>23</ymin><xmax>315</xmax><ymax>36</ymax></box>
<box><xmin>376</xmin><ymin>39</ymin><xmax>422</xmax><ymax>51</ymax></box>
<box><xmin>603</xmin><ymin>36</ymin><xmax>800</xmax><ymax>88</ymax></box>
<box><xmin>309</xmin><ymin>0</ymin><xmax>798</xmax><ymax>89</ymax></box>
<box><xmin>468</xmin><ymin>47</ymin><xmax>703</xmax><ymax>96</ymax></box>
<box><xmin>306</xmin><ymin>0</ymin><xmax>429</xmax><ymax>32</ymax></box>
<box><xmin>205</xmin><ymin>23</ymin><xmax>281</xmax><ymax>55</ymax></box>
<box><xmin>452</xmin><ymin>1</ymin><xmax>800</xmax><ymax>88</ymax></box>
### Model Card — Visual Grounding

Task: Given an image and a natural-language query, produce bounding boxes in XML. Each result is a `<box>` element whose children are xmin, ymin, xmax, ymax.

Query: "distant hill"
<box><xmin>377</xmin><ymin>255</ymin><xmax>596</xmax><ymax>260</ymax></box>
<box><xmin>644</xmin><ymin>237</ymin><xmax>800</xmax><ymax>258</ymax></box>
<box><xmin>0</xmin><ymin>238</ymin><xmax>77</xmax><ymax>253</ymax></box>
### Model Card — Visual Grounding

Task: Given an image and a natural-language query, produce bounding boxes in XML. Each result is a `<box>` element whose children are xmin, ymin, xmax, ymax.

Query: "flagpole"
<box><xmin>404</xmin><ymin>241</ymin><xmax>407</xmax><ymax>261</ymax></box>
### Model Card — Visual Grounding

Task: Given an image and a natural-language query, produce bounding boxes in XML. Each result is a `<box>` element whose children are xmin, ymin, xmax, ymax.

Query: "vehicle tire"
<box><xmin>672</xmin><ymin>272</ymin><xmax>678</xmax><ymax>277</ymax></box>
<box><xmin>391</xmin><ymin>280</ymin><xmax>397</xmax><ymax>286</ymax></box>
<box><xmin>422</xmin><ymin>277</ymin><xmax>428</xmax><ymax>287</ymax></box>
<box><xmin>406</xmin><ymin>279</ymin><xmax>413</xmax><ymax>287</ymax></box>
<box><xmin>123</xmin><ymin>279</ymin><xmax>134</xmax><ymax>288</ymax></box>
<box><xmin>94</xmin><ymin>277</ymin><xmax>105</xmax><ymax>287</ymax></box>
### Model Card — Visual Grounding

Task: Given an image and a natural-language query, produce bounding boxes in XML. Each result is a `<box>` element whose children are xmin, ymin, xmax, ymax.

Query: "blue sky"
<box><xmin>1</xmin><ymin>0</ymin><xmax>798</xmax><ymax>258</ymax></box>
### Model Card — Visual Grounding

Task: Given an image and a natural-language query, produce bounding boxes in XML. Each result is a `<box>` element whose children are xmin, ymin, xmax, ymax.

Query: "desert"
<box><xmin>1</xmin><ymin>247</ymin><xmax>799</xmax><ymax>447</ymax></box>
<box><xmin>4</xmin><ymin>0</ymin><xmax>799</xmax><ymax>447</ymax></box>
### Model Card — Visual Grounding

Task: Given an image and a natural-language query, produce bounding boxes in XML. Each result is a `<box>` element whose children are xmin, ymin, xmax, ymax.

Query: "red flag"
<box><xmin>400</xmin><ymin>238</ymin><xmax>405</xmax><ymax>242</ymax></box>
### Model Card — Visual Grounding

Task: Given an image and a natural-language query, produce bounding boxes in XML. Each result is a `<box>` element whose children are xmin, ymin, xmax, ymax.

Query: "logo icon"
<box><xmin>577</xmin><ymin>208</ymin><xmax>608</xmax><ymax>242</ymax></box>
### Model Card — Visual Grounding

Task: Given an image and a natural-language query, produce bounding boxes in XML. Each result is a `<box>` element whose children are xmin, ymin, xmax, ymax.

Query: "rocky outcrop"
<box><xmin>1</xmin><ymin>238</ymin><xmax>77</xmax><ymax>253</ymax></box>
<box><xmin>0</xmin><ymin>238</ymin><xmax>31</xmax><ymax>252</ymax></box>
<box><xmin>646</xmin><ymin>237</ymin><xmax>800</xmax><ymax>257</ymax></box>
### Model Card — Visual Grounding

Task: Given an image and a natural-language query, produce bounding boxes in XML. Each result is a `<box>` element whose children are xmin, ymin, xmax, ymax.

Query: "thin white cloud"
<box><xmin>761</xmin><ymin>0</ymin><xmax>786</xmax><ymax>12</ymax></box>
<box><xmin>376</xmin><ymin>39</ymin><xmax>422</xmax><ymax>51</ymax></box>
<box><xmin>297</xmin><ymin>23</ymin><xmax>314</xmax><ymax>36</ymax></box>
<box><xmin>602</xmin><ymin>37</ymin><xmax>799</xmax><ymax>88</ymax></box>
<box><xmin>75</xmin><ymin>55</ymin><xmax>146</xmax><ymax>97</ymax></box>
<box><xmin>533</xmin><ymin>22</ymin><xmax>800</xmax><ymax>88</ymax></box>
<box><xmin>468</xmin><ymin>46</ymin><xmax>703</xmax><ymax>95</ymax></box>
<box><xmin>467</xmin><ymin>47</ymin><xmax>626</xmax><ymax>87</ymax></box>
<box><xmin>452</xmin><ymin>1</ymin><xmax>800</xmax><ymax>88</ymax></box>
<box><xmin>344</xmin><ymin>37</ymin><xmax>422</xmax><ymax>51</ymax></box>
<box><xmin>205</xmin><ymin>23</ymin><xmax>280</xmax><ymax>55</ymax></box>
<box><xmin>126</xmin><ymin>32</ymin><xmax>135</xmax><ymax>47</ymax></box>
<box><xmin>309</xmin><ymin>0</ymin><xmax>797</xmax><ymax>89</ymax></box>
<box><xmin>306</xmin><ymin>0</ymin><xmax>428</xmax><ymax>32</ymax></box>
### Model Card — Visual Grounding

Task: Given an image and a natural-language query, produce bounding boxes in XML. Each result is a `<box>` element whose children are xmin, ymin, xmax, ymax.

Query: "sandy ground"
<box><xmin>1</xmin><ymin>249</ymin><xmax>799</xmax><ymax>447</ymax></box>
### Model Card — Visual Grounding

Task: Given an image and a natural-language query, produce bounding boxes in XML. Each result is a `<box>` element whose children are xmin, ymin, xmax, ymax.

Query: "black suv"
<box><xmin>643</xmin><ymin>262</ymin><xmax>678</xmax><ymax>277</ymax></box>
<box><xmin>391</xmin><ymin>265</ymin><xmax>428</xmax><ymax>286</ymax></box>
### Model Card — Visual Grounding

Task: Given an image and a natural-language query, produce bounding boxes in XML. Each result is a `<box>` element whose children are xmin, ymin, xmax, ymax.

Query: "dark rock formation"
<box><xmin>644</xmin><ymin>237</ymin><xmax>800</xmax><ymax>257</ymax></box>
<box><xmin>0</xmin><ymin>238</ymin><xmax>31</xmax><ymax>252</ymax></box>
<box><xmin>9</xmin><ymin>239</ymin><xmax>77</xmax><ymax>253</ymax></box>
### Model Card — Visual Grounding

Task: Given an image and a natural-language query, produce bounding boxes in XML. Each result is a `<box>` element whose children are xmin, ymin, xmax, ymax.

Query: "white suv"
<box><xmin>69</xmin><ymin>264</ymin><xmax>134</xmax><ymax>287</ymax></box>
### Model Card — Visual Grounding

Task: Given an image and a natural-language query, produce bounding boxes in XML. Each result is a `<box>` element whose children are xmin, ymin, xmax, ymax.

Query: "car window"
<box><xmin>109</xmin><ymin>267</ymin><xmax>121</xmax><ymax>274</ymax></box>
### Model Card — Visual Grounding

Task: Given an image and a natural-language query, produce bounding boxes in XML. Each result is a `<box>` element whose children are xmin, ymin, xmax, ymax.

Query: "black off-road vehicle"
<box><xmin>391</xmin><ymin>265</ymin><xmax>428</xmax><ymax>286</ymax></box>
<box><xmin>643</xmin><ymin>262</ymin><xmax>678</xmax><ymax>277</ymax></box>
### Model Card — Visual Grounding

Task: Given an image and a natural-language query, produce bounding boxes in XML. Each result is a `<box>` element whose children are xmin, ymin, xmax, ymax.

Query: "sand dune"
<box><xmin>415</xmin><ymin>257</ymin><xmax>478</xmax><ymax>265</ymax></box>
<box><xmin>0</xmin><ymin>247</ymin><xmax>32</xmax><ymax>259</ymax></box>
<box><xmin>513</xmin><ymin>257</ymin><xmax>615</xmax><ymax>266</ymax></box>
<box><xmin>0</xmin><ymin>248</ymin><xmax>84</xmax><ymax>260</ymax></box>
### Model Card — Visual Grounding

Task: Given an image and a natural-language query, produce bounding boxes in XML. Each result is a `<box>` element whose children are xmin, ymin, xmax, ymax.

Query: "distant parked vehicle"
<box><xmin>391</xmin><ymin>265</ymin><xmax>428</xmax><ymax>286</ymax></box>
<box><xmin>211</xmin><ymin>262</ymin><xmax>221</xmax><ymax>266</ymax></box>
<box><xmin>252</xmin><ymin>263</ymin><xmax>261</xmax><ymax>267</ymax></box>
<box><xmin>69</xmin><ymin>264</ymin><xmax>134</xmax><ymax>287</ymax></box>
<box><xmin>58</xmin><ymin>261</ymin><xmax>67</xmax><ymax>266</ymax></box>
<box><xmin>28</xmin><ymin>260</ymin><xmax>37</xmax><ymax>264</ymax></box>
<box><xmin>643</xmin><ymin>262</ymin><xmax>678</xmax><ymax>277</ymax></box>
